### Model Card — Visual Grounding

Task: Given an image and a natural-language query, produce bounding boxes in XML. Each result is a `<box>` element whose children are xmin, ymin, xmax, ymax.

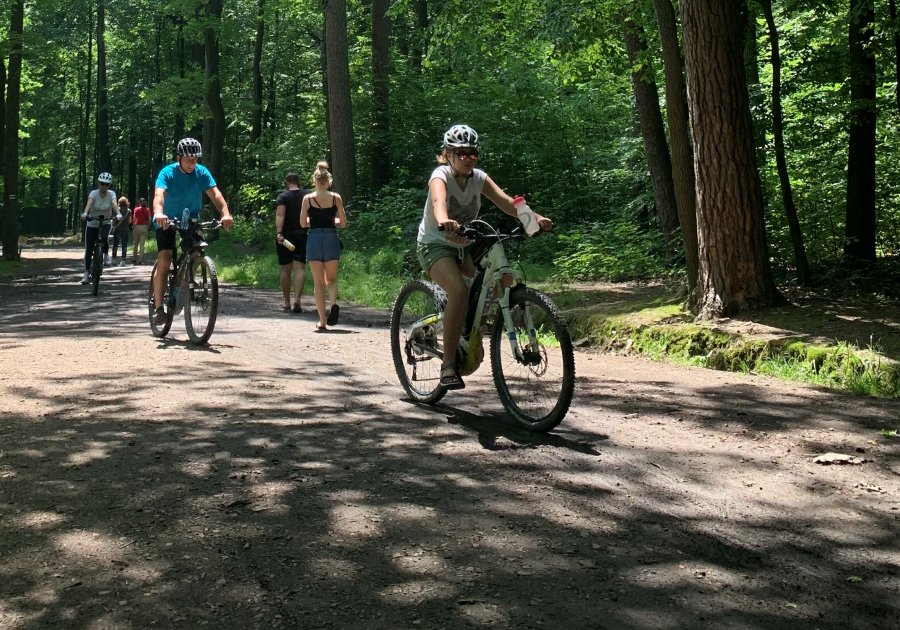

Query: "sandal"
<box><xmin>292</xmin><ymin>303</ymin><xmax>302</xmax><ymax>313</ymax></box>
<box><xmin>327</xmin><ymin>303</ymin><xmax>340</xmax><ymax>326</ymax></box>
<box><xmin>314</xmin><ymin>324</ymin><xmax>328</xmax><ymax>332</ymax></box>
<box><xmin>439</xmin><ymin>365</ymin><xmax>465</xmax><ymax>390</ymax></box>
<box><xmin>282</xmin><ymin>306</ymin><xmax>292</xmax><ymax>313</ymax></box>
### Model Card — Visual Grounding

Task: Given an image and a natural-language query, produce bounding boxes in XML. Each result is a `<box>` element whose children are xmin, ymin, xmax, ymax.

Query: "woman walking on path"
<box><xmin>111</xmin><ymin>196</ymin><xmax>132</xmax><ymax>266</ymax></box>
<box><xmin>131</xmin><ymin>197</ymin><xmax>151</xmax><ymax>264</ymax></box>
<box><xmin>300</xmin><ymin>162</ymin><xmax>347</xmax><ymax>331</ymax></box>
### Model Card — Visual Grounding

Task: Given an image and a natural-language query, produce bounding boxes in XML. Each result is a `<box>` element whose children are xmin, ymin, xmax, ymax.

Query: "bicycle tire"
<box><xmin>390</xmin><ymin>279</ymin><xmax>448</xmax><ymax>404</ymax></box>
<box><xmin>184</xmin><ymin>255</ymin><xmax>219</xmax><ymax>345</ymax></box>
<box><xmin>90</xmin><ymin>243</ymin><xmax>102</xmax><ymax>296</ymax></box>
<box><xmin>148</xmin><ymin>262</ymin><xmax>175</xmax><ymax>338</ymax></box>
<box><xmin>490</xmin><ymin>286</ymin><xmax>575</xmax><ymax>432</ymax></box>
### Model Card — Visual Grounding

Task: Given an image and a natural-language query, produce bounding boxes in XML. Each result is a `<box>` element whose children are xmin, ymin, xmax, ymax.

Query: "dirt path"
<box><xmin>1</xmin><ymin>247</ymin><xmax>898</xmax><ymax>629</ymax></box>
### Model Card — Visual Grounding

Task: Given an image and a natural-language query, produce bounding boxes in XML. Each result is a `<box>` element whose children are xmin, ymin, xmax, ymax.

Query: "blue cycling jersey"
<box><xmin>154</xmin><ymin>162</ymin><xmax>217</xmax><ymax>220</ymax></box>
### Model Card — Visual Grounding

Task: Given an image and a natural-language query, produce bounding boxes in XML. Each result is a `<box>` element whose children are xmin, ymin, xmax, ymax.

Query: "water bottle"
<box><xmin>282</xmin><ymin>238</ymin><xmax>296</xmax><ymax>252</ymax></box>
<box><xmin>513</xmin><ymin>196</ymin><xmax>540</xmax><ymax>236</ymax></box>
<box><xmin>181</xmin><ymin>208</ymin><xmax>191</xmax><ymax>229</ymax></box>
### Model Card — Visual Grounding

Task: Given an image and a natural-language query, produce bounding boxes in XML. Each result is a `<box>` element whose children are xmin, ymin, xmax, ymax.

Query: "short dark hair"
<box><xmin>285</xmin><ymin>172</ymin><xmax>300</xmax><ymax>185</ymax></box>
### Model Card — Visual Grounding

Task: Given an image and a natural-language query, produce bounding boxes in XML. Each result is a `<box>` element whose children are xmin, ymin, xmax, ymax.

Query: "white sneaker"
<box><xmin>81</xmin><ymin>271</ymin><xmax>89</xmax><ymax>284</ymax></box>
<box><xmin>119</xmin><ymin>259</ymin><xmax>126</xmax><ymax>267</ymax></box>
<box><xmin>103</xmin><ymin>254</ymin><xmax>111</xmax><ymax>266</ymax></box>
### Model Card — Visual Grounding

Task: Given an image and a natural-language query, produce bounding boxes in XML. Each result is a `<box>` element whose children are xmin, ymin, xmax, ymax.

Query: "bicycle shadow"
<box><xmin>152</xmin><ymin>337</ymin><xmax>225</xmax><ymax>354</ymax></box>
<box><xmin>408</xmin><ymin>400</ymin><xmax>605</xmax><ymax>455</ymax></box>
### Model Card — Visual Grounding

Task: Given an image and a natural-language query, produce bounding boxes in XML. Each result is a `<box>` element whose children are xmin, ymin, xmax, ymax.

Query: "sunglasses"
<box><xmin>454</xmin><ymin>150</ymin><xmax>479</xmax><ymax>160</ymax></box>
<box><xmin>99</xmin><ymin>182</ymin><xmax>109</xmax><ymax>186</ymax></box>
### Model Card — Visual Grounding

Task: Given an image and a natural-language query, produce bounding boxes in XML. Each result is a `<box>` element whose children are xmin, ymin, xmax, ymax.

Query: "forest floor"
<box><xmin>0</xmin><ymin>246</ymin><xmax>898</xmax><ymax>629</ymax></box>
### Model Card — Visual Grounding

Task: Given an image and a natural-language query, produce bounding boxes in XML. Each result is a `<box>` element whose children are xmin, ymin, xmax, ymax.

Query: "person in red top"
<box><xmin>131</xmin><ymin>197</ymin><xmax>151</xmax><ymax>264</ymax></box>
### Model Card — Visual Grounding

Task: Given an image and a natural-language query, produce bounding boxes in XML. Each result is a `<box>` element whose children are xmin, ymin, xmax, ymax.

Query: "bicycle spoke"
<box><xmin>390</xmin><ymin>280</ymin><xmax>447</xmax><ymax>404</ymax></box>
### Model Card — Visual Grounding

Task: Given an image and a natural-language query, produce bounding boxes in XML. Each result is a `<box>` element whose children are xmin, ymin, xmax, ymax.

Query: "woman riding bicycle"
<box><xmin>80</xmin><ymin>172</ymin><xmax>117</xmax><ymax>284</ymax></box>
<box><xmin>416</xmin><ymin>124</ymin><xmax>552</xmax><ymax>390</ymax></box>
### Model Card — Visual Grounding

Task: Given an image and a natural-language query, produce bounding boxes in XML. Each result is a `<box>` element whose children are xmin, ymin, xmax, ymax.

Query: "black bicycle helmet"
<box><xmin>175</xmin><ymin>137</ymin><xmax>203</xmax><ymax>158</ymax></box>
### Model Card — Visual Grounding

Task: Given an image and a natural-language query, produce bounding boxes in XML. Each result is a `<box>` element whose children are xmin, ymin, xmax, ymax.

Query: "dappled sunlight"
<box><xmin>378</xmin><ymin>579</ymin><xmax>457</xmax><ymax>606</ymax></box>
<box><xmin>52</xmin><ymin>530</ymin><xmax>126</xmax><ymax>564</ymax></box>
<box><xmin>9</xmin><ymin>511</ymin><xmax>67</xmax><ymax>530</ymax></box>
<box><xmin>391</xmin><ymin>550</ymin><xmax>449</xmax><ymax>576</ymax></box>
<box><xmin>65</xmin><ymin>444</ymin><xmax>109</xmax><ymax>467</ymax></box>
<box><xmin>309</xmin><ymin>556</ymin><xmax>362</xmax><ymax>581</ymax></box>
<box><xmin>329</xmin><ymin>503</ymin><xmax>384</xmax><ymax>538</ymax></box>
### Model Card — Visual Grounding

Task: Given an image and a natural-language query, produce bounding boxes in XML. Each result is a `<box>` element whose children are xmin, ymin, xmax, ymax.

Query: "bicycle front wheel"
<box><xmin>490</xmin><ymin>287</ymin><xmax>575</xmax><ymax>432</ymax></box>
<box><xmin>148</xmin><ymin>262</ymin><xmax>174</xmax><ymax>338</ymax></box>
<box><xmin>91</xmin><ymin>244</ymin><xmax>102</xmax><ymax>296</ymax></box>
<box><xmin>390</xmin><ymin>280</ymin><xmax>447</xmax><ymax>404</ymax></box>
<box><xmin>184</xmin><ymin>255</ymin><xmax>219</xmax><ymax>345</ymax></box>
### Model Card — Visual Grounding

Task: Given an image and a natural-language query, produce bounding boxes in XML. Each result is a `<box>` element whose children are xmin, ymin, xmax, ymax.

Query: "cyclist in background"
<box><xmin>416</xmin><ymin>124</ymin><xmax>552</xmax><ymax>390</ymax></box>
<box><xmin>151</xmin><ymin>137</ymin><xmax>233</xmax><ymax>324</ymax></box>
<box><xmin>80</xmin><ymin>172</ymin><xmax>117</xmax><ymax>284</ymax></box>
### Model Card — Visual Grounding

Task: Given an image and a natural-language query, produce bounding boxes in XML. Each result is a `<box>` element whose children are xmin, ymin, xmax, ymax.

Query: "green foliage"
<box><xmin>552</xmin><ymin>220</ymin><xmax>672</xmax><ymax>281</ymax></box>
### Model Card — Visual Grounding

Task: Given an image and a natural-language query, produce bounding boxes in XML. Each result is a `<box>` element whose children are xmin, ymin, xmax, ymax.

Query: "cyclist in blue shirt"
<box><xmin>151</xmin><ymin>137</ymin><xmax>234</xmax><ymax>324</ymax></box>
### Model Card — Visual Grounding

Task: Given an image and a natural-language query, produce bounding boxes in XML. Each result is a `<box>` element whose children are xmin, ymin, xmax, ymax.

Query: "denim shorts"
<box><xmin>307</xmin><ymin>229</ymin><xmax>341</xmax><ymax>262</ymax></box>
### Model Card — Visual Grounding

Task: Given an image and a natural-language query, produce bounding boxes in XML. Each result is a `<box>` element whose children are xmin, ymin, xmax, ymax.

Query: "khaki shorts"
<box><xmin>416</xmin><ymin>241</ymin><xmax>470</xmax><ymax>274</ymax></box>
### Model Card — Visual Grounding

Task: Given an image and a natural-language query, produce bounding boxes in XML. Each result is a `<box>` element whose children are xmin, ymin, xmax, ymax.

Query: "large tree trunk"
<box><xmin>623</xmin><ymin>15</ymin><xmax>680</xmax><ymax>260</ymax></box>
<box><xmin>2</xmin><ymin>0</ymin><xmax>23</xmax><ymax>260</ymax></box>
<box><xmin>1</xmin><ymin>57</ymin><xmax>6</xmax><ymax>175</ymax></box>
<box><xmin>325</xmin><ymin>0</ymin><xmax>357</xmax><ymax>205</ymax></box>
<box><xmin>759</xmin><ymin>0</ymin><xmax>811</xmax><ymax>285</ymax></box>
<box><xmin>371</xmin><ymin>0</ymin><xmax>391</xmax><ymax>193</ymax></box>
<box><xmin>250</xmin><ymin>0</ymin><xmax>265</xmax><ymax>165</ymax></box>
<box><xmin>651</xmin><ymin>0</ymin><xmax>699</xmax><ymax>301</ymax></box>
<box><xmin>680</xmin><ymin>0</ymin><xmax>781</xmax><ymax>318</ymax></box>
<box><xmin>205</xmin><ymin>0</ymin><xmax>227</xmax><ymax>180</ymax></box>
<box><xmin>845</xmin><ymin>0</ymin><xmax>877</xmax><ymax>261</ymax></box>
<box><xmin>95</xmin><ymin>0</ymin><xmax>111</xmax><ymax>173</ymax></box>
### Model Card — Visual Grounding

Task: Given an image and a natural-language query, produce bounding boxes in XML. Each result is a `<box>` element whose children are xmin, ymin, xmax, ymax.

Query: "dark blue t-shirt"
<box><xmin>154</xmin><ymin>162</ymin><xmax>217</xmax><ymax>220</ymax></box>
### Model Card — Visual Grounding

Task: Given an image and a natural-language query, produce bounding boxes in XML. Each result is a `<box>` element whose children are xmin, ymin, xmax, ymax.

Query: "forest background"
<box><xmin>0</xmin><ymin>0</ymin><xmax>898</xmax><ymax>318</ymax></box>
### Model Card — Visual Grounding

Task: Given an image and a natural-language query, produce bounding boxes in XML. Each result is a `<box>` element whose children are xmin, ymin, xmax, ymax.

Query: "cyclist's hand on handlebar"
<box><xmin>537</xmin><ymin>216</ymin><xmax>553</xmax><ymax>232</ymax></box>
<box><xmin>220</xmin><ymin>215</ymin><xmax>234</xmax><ymax>231</ymax></box>
<box><xmin>439</xmin><ymin>220</ymin><xmax>468</xmax><ymax>244</ymax></box>
<box><xmin>154</xmin><ymin>214</ymin><xmax>170</xmax><ymax>230</ymax></box>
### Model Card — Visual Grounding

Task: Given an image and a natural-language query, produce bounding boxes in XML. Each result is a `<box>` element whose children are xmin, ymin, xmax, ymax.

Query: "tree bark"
<box><xmin>845</xmin><ymin>0</ymin><xmax>877</xmax><ymax>261</ymax></box>
<box><xmin>250</xmin><ymin>0</ymin><xmax>265</xmax><ymax>160</ymax></box>
<box><xmin>205</xmin><ymin>0</ymin><xmax>227</xmax><ymax>180</ymax></box>
<box><xmin>0</xmin><ymin>57</ymin><xmax>5</xmax><ymax>175</ymax></box>
<box><xmin>371</xmin><ymin>0</ymin><xmax>392</xmax><ymax>193</ymax></box>
<box><xmin>652</xmin><ymin>0</ymin><xmax>700</xmax><ymax>300</ymax></box>
<box><xmin>623</xmin><ymin>15</ymin><xmax>680</xmax><ymax>260</ymax></box>
<box><xmin>95</xmin><ymin>0</ymin><xmax>111</xmax><ymax>173</ymax></box>
<box><xmin>758</xmin><ymin>0</ymin><xmax>811</xmax><ymax>285</ymax></box>
<box><xmin>325</xmin><ymin>0</ymin><xmax>357</xmax><ymax>204</ymax></box>
<box><xmin>2</xmin><ymin>0</ymin><xmax>23</xmax><ymax>260</ymax></box>
<box><xmin>680</xmin><ymin>0</ymin><xmax>781</xmax><ymax>318</ymax></box>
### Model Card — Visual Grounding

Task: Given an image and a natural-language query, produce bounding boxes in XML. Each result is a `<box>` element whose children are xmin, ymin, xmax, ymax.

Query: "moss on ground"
<box><xmin>558</xmin><ymin>284</ymin><xmax>900</xmax><ymax>399</ymax></box>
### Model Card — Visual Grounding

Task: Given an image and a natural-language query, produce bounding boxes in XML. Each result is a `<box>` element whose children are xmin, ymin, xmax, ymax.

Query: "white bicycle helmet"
<box><xmin>443</xmin><ymin>124</ymin><xmax>479</xmax><ymax>149</ymax></box>
<box><xmin>176</xmin><ymin>137</ymin><xmax>203</xmax><ymax>157</ymax></box>
<box><xmin>97</xmin><ymin>172</ymin><xmax>113</xmax><ymax>184</ymax></box>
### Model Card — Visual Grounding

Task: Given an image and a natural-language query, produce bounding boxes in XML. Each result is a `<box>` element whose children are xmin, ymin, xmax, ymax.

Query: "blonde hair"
<box><xmin>118</xmin><ymin>196</ymin><xmax>129</xmax><ymax>207</ymax></box>
<box><xmin>313</xmin><ymin>161</ymin><xmax>333</xmax><ymax>185</ymax></box>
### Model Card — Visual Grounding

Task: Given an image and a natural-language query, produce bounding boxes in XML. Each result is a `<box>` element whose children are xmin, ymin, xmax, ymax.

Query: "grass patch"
<box><xmin>0</xmin><ymin>258</ymin><xmax>25</xmax><ymax>279</ymax></box>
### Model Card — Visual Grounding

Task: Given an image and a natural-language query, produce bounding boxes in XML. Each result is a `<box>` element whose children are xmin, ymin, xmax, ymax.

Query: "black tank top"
<box><xmin>308</xmin><ymin>195</ymin><xmax>338</xmax><ymax>230</ymax></box>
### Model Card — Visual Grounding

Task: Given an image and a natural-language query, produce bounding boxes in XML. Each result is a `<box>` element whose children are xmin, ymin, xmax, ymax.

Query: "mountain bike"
<box><xmin>148</xmin><ymin>218</ymin><xmax>221</xmax><ymax>345</ymax></box>
<box><xmin>87</xmin><ymin>215</ymin><xmax>112</xmax><ymax>296</ymax></box>
<box><xmin>390</xmin><ymin>219</ymin><xmax>576</xmax><ymax>433</ymax></box>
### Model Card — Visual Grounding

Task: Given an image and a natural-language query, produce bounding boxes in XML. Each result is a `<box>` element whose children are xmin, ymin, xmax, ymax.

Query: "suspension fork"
<box><xmin>498</xmin><ymin>284</ymin><xmax>539</xmax><ymax>364</ymax></box>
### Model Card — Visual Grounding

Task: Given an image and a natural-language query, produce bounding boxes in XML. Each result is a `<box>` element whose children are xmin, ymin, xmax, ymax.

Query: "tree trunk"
<box><xmin>95</xmin><ymin>0</ymin><xmax>111</xmax><ymax>173</ymax></box>
<box><xmin>325</xmin><ymin>0</ymin><xmax>357</xmax><ymax>204</ymax></box>
<box><xmin>2</xmin><ymin>0</ymin><xmax>23</xmax><ymax>260</ymax></box>
<box><xmin>623</xmin><ymin>15</ymin><xmax>680</xmax><ymax>260</ymax></box>
<box><xmin>680</xmin><ymin>0</ymin><xmax>781</xmax><ymax>318</ymax></box>
<box><xmin>412</xmin><ymin>0</ymin><xmax>428</xmax><ymax>70</ymax></box>
<box><xmin>845</xmin><ymin>0</ymin><xmax>877</xmax><ymax>261</ymax></box>
<box><xmin>759</xmin><ymin>0</ymin><xmax>811</xmax><ymax>285</ymax></box>
<box><xmin>0</xmin><ymin>57</ymin><xmax>6</xmax><ymax>175</ymax></box>
<box><xmin>205</xmin><ymin>0</ymin><xmax>227</xmax><ymax>180</ymax></box>
<box><xmin>651</xmin><ymin>0</ymin><xmax>699</xmax><ymax>300</ymax></box>
<box><xmin>371</xmin><ymin>0</ymin><xmax>391</xmax><ymax>193</ymax></box>
<box><xmin>250</xmin><ymin>0</ymin><xmax>265</xmax><ymax>161</ymax></box>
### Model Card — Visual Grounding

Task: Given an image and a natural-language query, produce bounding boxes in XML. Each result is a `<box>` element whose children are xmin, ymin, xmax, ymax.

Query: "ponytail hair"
<box><xmin>313</xmin><ymin>161</ymin><xmax>333</xmax><ymax>185</ymax></box>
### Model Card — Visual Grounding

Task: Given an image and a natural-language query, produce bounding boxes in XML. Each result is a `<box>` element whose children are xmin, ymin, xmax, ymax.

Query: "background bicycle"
<box><xmin>148</xmin><ymin>218</ymin><xmax>220</xmax><ymax>345</ymax></box>
<box><xmin>84</xmin><ymin>214</ymin><xmax>112</xmax><ymax>296</ymax></box>
<box><xmin>390</xmin><ymin>219</ymin><xmax>575</xmax><ymax>432</ymax></box>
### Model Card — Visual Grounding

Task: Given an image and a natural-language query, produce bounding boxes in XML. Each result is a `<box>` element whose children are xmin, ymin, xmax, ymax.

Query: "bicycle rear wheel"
<box><xmin>490</xmin><ymin>287</ymin><xmax>575</xmax><ymax>432</ymax></box>
<box><xmin>148</xmin><ymin>262</ymin><xmax>175</xmax><ymax>337</ymax></box>
<box><xmin>90</xmin><ymin>244</ymin><xmax>102</xmax><ymax>296</ymax></box>
<box><xmin>184</xmin><ymin>255</ymin><xmax>219</xmax><ymax>345</ymax></box>
<box><xmin>390</xmin><ymin>280</ymin><xmax>447</xmax><ymax>404</ymax></box>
